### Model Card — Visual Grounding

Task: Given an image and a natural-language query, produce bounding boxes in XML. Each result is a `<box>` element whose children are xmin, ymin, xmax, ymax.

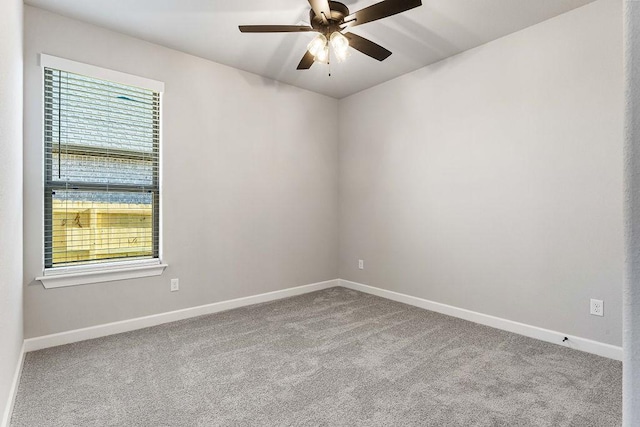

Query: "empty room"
<box><xmin>2</xmin><ymin>0</ymin><xmax>640</xmax><ymax>425</ymax></box>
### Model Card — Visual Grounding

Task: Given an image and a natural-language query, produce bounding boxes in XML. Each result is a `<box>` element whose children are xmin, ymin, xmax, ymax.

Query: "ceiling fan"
<box><xmin>239</xmin><ymin>0</ymin><xmax>423</xmax><ymax>70</ymax></box>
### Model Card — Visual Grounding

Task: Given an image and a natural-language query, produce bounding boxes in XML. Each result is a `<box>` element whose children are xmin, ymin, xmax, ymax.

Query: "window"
<box><xmin>40</xmin><ymin>57</ymin><xmax>165</xmax><ymax>286</ymax></box>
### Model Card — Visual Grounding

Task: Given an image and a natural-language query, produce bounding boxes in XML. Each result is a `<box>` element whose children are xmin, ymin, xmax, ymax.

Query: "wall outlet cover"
<box><xmin>170</xmin><ymin>278</ymin><xmax>179</xmax><ymax>292</ymax></box>
<box><xmin>590</xmin><ymin>298</ymin><xmax>603</xmax><ymax>316</ymax></box>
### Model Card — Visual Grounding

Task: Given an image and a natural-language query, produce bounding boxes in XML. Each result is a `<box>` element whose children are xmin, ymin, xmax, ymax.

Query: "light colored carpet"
<box><xmin>11</xmin><ymin>287</ymin><xmax>621</xmax><ymax>426</ymax></box>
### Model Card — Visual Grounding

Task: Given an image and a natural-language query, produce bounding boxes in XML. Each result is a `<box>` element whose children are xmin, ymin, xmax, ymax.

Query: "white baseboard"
<box><xmin>339</xmin><ymin>279</ymin><xmax>623</xmax><ymax>361</ymax></box>
<box><xmin>1</xmin><ymin>343</ymin><xmax>25</xmax><ymax>427</ymax></box>
<box><xmin>24</xmin><ymin>279</ymin><xmax>339</xmax><ymax>353</ymax></box>
<box><xmin>22</xmin><ymin>277</ymin><xmax>623</xmax><ymax>362</ymax></box>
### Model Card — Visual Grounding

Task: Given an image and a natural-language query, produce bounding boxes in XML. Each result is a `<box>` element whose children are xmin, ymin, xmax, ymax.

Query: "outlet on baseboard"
<box><xmin>590</xmin><ymin>298</ymin><xmax>603</xmax><ymax>316</ymax></box>
<box><xmin>170</xmin><ymin>278</ymin><xmax>179</xmax><ymax>292</ymax></box>
<box><xmin>358</xmin><ymin>259</ymin><xmax>364</xmax><ymax>270</ymax></box>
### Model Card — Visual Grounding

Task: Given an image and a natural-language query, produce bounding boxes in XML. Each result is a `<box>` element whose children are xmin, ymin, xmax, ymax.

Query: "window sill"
<box><xmin>36</xmin><ymin>262</ymin><xmax>168</xmax><ymax>289</ymax></box>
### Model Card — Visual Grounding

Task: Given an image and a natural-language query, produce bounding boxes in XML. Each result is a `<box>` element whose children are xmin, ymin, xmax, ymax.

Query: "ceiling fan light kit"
<box><xmin>239</xmin><ymin>0</ymin><xmax>422</xmax><ymax>70</ymax></box>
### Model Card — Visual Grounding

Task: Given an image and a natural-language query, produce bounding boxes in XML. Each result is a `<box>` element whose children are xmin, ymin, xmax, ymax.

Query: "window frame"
<box><xmin>36</xmin><ymin>54</ymin><xmax>167</xmax><ymax>288</ymax></box>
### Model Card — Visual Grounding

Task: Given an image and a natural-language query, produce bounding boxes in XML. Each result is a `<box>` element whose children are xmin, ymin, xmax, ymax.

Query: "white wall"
<box><xmin>23</xmin><ymin>6</ymin><xmax>339</xmax><ymax>338</ymax></box>
<box><xmin>339</xmin><ymin>0</ymin><xmax>623</xmax><ymax>346</ymax></box>
<box><xmin>624</xmin><ymin>0</ymin><xmax>640</xmax><ymax>423</ymax></box>
<box><xmin>0</xmin><ymin>0</ymin><xmax>24</xmax><ymax>423</ymax></box>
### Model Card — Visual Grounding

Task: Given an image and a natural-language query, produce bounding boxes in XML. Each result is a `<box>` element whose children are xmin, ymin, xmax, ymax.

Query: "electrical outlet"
<box><xmin>358</xmin><ymin>259</ymin><xmax>364</xmax><ymax>270</ymax></box>
<box><xmin>170</xmin><ymin>278</ymin><xmax>179</xmax><ymax>292</ymax></box>
<box><xmin>590</xmin><ymin>298</ymin><xmax>603</xmax><ymax>316</ymax></box>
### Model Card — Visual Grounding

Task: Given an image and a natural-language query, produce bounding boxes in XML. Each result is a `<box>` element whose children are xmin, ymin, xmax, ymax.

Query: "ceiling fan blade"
<box><xmin>345</xmin><ymin>33</ymin><xmax>392</xmax><ymax>61</ymax></box>
<box><xmin>297</xmin><ymin>51</ymin><xmax>315</xmax><ymax>70</ymax></box>
<box><xmin>308</xmin><ymin>0</ymin><xmax>331</xmax><ymax>24</ymax></box>
<box><xmin>343</xmin><ymin>0</ymin><xmax>422</xmax><ymax>28</ymax></box>
<box><xmin>239</xmin><ymin>25</ymin><xmax>315</xmax><ymax>33</ymax></box>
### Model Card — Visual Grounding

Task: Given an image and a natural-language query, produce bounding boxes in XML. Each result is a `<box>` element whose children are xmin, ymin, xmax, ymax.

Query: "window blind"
<box><xmin>44</xmin><ymin>68</ymin><xmax>160</xmax><ymax>269</ymax></box>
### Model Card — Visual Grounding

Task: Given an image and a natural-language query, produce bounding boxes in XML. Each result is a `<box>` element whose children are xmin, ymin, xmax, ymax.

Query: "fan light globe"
<box><xmin>330</xmin><ymin>31</ymin><xmax>350</xmax><ymax>62</ymax></box>
<box><xmin>315</xmin><ymin>45</ymin><xmax>329</xmax><ymax>63</ymax></box>
<box><xmin>307</xmin><ymin>34</ymin><xmax>327</xmax><ymax>57</ymax></box>
<box><xmin>330</xmin><ymin>32</ymin><xmax>349</xmax><ymax>54</ymax></box>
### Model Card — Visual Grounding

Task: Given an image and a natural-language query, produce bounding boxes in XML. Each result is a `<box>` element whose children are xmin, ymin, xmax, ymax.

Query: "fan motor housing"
<box><xmin>310</xmin><ymin>1</ymin><xmax>350</xmax><ymax>33</ymax></box>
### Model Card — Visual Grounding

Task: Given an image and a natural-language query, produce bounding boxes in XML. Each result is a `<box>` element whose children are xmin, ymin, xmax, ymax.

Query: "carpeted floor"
<box><xmin>11</xmin><ymin>287</ymin><xmax>622</xmax><ymax>426</ymax></box>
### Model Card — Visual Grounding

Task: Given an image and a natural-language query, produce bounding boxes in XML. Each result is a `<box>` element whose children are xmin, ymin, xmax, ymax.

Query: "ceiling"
<box><xmin>25</xmin><ymin>0</ymin><xmax>597</xmax><ymax>99</ymax></box>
